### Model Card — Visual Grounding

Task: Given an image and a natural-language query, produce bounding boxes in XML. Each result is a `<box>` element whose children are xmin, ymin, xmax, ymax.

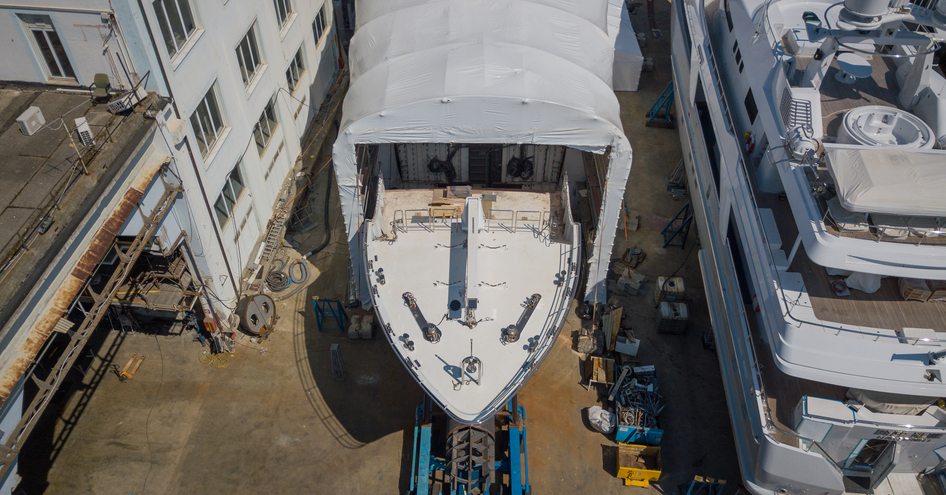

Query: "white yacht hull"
<box><xmin>670</xmin><ymin>2</ymin><xmax>919</xmax><ymax>494</ymax></box>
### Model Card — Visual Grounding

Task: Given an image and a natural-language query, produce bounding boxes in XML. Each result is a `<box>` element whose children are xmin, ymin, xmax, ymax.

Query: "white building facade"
<box><xmin>0</xmin><ymin>0</ymin><xmax>341</xmax><ymax>308</ymax></box>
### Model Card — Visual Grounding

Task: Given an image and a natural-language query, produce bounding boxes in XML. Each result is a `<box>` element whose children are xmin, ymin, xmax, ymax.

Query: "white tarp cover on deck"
<box><xmin>825</xmin><ymin>145</ymin><xmax>946</xmax><ymax>217</ymax></box>
<box><xmin>334</xmin><ymin>0</ymin><xmax>632</xmax><ymax>304</ymax></box>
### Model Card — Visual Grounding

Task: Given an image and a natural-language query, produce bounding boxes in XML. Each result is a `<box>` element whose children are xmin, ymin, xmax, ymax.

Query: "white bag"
<box><xmin>586</xmin><ymin>405</ymin><xmax>615</xmax><ymax>434</ymax></box>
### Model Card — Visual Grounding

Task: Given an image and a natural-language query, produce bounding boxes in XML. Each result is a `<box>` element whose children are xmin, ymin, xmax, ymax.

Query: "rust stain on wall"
<box><xmin>0</xmin><ymin>159</ymin><xmax>165</xmax><ymax>402</ymax></box>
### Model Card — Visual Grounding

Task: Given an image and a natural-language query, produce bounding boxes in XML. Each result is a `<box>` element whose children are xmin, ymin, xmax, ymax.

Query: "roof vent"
<box><xmin>17</xmin><ymin>106</ymin><xmax>45</xmax><ymax>136</ymax></box>
<box><xmin>838</xmin><ymin>106</ymin><xmax>934</xmax><ymax>149</ymax></box>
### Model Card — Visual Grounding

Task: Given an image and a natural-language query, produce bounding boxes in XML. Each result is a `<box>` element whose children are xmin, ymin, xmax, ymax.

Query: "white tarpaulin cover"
<box><xmin>612</xmin><ymin>2</ymin><xmax>644</xmax><ymax>91</ymax></box>
<box><xmin>825</xmin><ymin>145</ymin><xmax>946</xmax><ymax>217</ymax></box>
<box><xmin>334</xmin><ymin>0</ymin><xmax>632</xmax><ymax>304</ymax></box>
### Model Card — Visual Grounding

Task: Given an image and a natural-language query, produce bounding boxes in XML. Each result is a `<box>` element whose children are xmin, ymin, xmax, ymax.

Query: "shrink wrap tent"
<box><xmin>333</xmin><ymin>0</ymin><xmax>632</xmax><ymax>304</ymax></box>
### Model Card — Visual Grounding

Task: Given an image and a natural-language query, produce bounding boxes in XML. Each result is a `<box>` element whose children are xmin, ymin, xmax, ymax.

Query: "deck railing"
<box><xmin>391</xmin><ymin>207</ymin><xmax>551</xmax><ymax>235</ymax></box>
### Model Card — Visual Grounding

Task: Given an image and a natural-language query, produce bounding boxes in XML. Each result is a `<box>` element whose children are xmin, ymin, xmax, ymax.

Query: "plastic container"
<box><xmin>656</xmin><ymin>301</ymin><xmax>688</xmax><ymax>334</ymax></box>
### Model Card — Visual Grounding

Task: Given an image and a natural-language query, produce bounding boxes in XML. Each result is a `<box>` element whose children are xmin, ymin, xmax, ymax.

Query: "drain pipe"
<box><xmin>134</xmin><ymin>0</ymin><xmax>239</xmax><ymax>300</ymax></box>
<box><xmin>178</xmin><ymin>233</ymin><xmax>226</xmax><ymax>334</ymax></box>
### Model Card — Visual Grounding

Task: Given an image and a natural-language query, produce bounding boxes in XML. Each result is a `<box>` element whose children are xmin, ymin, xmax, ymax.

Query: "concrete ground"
<box><xmin>20</xmin><ymin>2</ymin><xmax>740</xmax><ymax>493</ymax></box>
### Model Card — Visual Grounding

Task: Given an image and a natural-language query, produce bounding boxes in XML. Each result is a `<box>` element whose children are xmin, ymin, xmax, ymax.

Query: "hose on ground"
<box><xmin>303</xmin><ymin>164</ymin><xmax>335</xmax><ymax>258</ymax></box>
<box><xmin>266</xmin><ymin>259</ymin><xmax>291</xmax><ymax>292</ymax></box>
<box><xmin>288</xmin><ymin>259</ymin><xmax>308</xmax><ymax>284</ymax></box>
<box><xmin>272</xmin><ymin>259</ymin><xmax>312</xmax><ymax>301</ymax></box>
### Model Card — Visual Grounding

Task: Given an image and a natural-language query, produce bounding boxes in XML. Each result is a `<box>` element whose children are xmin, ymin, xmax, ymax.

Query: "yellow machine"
<box><xmin>616</xmin><ymin>443</ymin><xmax>661</xmax><ymax>488</ymax></box>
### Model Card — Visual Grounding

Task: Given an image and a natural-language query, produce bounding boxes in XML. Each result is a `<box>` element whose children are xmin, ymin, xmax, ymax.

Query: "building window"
<box><xmin>253</xmin><ymin>96</ymin><xmax>279</xmax><ymax>154</ymax></box>
<box><xmin>273</xmin><ymin>0</ymin><xmax>294</xmax><ymax>28</ymax></box>
<box><xmin>294</xmin><ymin>94</ymin><xmax>307</xmax><ymax>118</ymax></box>
<box><xmin>214</xmin><ymin>165</ymin><xmax>245</xmax><ymax>226</ymax></box>
<box><xmin>153</xmin><ymin>0</ymin><xmax>198</xmax><ymax>57</ymax></box>
<box><xmin>745</xmin><ymin>89</ymin><xmax>758</xmax><ymax>124</ymax></box>
<box><xmin>286</xmin><ymin>46</ymin><xmax>305</xmax><ymax>91</ymax></box>
<box><xmin>265</xmin><ymin>141</ymin><xmax>285</xmax><ymax>179</ymax></box>
<box><xmin>18</xmin><ymin>14</ymin><xmax>75</xmax><ymax>79</ymax></box>
<box><xmin>236</xmin><ymin>23</ymin><xmax>264</xmax><ymax>86</ymax></box>
<box><xmin>190</xmin><ymin>84</ymin><xmax>226</xmax><ymax>157</ymax></box>
<box><xmin>235</xmin><ymin>205</ymin><xmax>255</xmax><ymax>242</ymax></box>
<box><xmin>313</xmin><ymin>4</ymin><xmax>327</xmax><ymax>43</ymax></box>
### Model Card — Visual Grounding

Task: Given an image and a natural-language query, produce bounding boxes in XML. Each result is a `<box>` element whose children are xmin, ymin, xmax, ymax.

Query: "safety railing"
<box><xmin>391</xmin><ymin>207</ymin><xmax>551</xmax><ymax>235</ymax></box>
<box><xmin>392</xmin><ymin>208</ymin><xmax>457</xmax><ymax>233</ymax></box>
<box><xmin>822</xmin><ymin>203</ymin><xmax>946</xmax><ymax>245</ymax></box>
<box><xmin>485</xmin><ymin>209</ymin><xmax>550</xmax><ymax>234</ymax></box>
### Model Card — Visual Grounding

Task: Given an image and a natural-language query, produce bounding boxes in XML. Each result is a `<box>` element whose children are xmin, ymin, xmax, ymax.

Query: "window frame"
<box><xmin>214</xmin><ymin>165</ymin><xmax>246</xmax><ymax>227</ymax></box>
<box><xmin>253</xmin><ymin>95</ymin><xmax>280</xmax><ymax>155</ymax></box>
<box><xmin>286</xmin><ymin>45</ymin><xmax>306</xmax><ymax>92</ymax></box>
<box><xmin>152</xmin><ymin>0</ymin><xmax>199</xmax><ymax>58</ymax></box>
<box><xmin>265</xmin><ymin>141</ymin><xmax>286</xmax><ymax>180</ymax></box>
<box><xmin>190</xmin><ymin>83</ymin><xmax>227</xmax><ymax>158</ymax></box>
<box><xmin>273</xmin><ymin>0</ymin><xmax>294</xmax><ymax>29</ymax></box>
<box><xmin>18</xmin><ymin>14</ymin><xmax>76</xmax><ymax>80</ymax></box>
<box><xmin>236</xmin><ymin>22</ymin><xmax>265</xmax><ymax>87</ymax></box>
<box><xmin>313</xmin><ymin>4</ymin><xmax>328</xmax><ymax>45</ymax></box>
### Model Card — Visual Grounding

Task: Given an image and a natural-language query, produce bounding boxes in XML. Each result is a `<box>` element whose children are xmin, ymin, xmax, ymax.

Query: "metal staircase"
<box><xmin>0</xmin><ymin>181</ymin><xmax>181</xmax><ymax>482</ymax></box>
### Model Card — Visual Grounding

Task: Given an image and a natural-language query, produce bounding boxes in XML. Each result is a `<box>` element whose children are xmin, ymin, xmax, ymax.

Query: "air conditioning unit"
<box><xmin>75</xmin><ymin>117</ymin><xmax>95</xmax><ymax>146</ymax></box>
<box><xmin>106</xmin><ymin>85</ymin><xmax>148</xmax><ymax>115</ymax></box>
<box><xmin>17</xmin><ymin>106</ymin><xmax>45</xmax><ymax>135</ymax></box>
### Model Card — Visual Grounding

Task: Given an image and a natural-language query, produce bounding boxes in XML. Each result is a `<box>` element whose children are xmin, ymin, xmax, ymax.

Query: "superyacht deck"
<box><xmin>760</xmin><ymin>193</ymin><xmax>946</xmax><ymax>332</ymax></box>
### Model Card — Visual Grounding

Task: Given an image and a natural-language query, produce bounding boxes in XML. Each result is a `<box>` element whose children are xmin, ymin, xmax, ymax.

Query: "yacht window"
<box><xmin>724</xmin><ymin>0</ymin><xmax>734</xmax><ymax>31</ymax></box>
<box><xmin>733</xmin><ymin>41</ymin><xmax>744</xmax><ymax>72</ymax></box>
<box><xmin>744</xmin><ymin>89</ymin><xmax>758</xmax><ymax>124</ymax></box>
<box><xmin>727</xmin><ymin>213</ymin><xmax>754</xmax><ymax>305</ymax></box>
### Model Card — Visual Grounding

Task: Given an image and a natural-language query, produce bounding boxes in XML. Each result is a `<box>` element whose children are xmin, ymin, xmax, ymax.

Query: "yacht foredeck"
<box><xmin>363</xmin><ymin>188</ymin><xmax>579</xmax><ymax>423</ymax></box>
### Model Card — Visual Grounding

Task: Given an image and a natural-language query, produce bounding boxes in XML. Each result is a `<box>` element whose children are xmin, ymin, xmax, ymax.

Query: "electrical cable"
<box><xmin>203</xmin><ymin>283</ymin><xmax>237</xmax><ymax>311</ymax></box>
<box><xmin>266</xmin><ymin>259</ymin><xmax>291</xmax><ymax>292</ymax></box>
<box><xmin>139</xmin><ymin>333</ymin><xmax>165</xmax><ymax>494</ymax></box>
<box><xmin>303</xmin><ymin>162</ymin><xmax>336</xmax><ymax>258</ymax></box>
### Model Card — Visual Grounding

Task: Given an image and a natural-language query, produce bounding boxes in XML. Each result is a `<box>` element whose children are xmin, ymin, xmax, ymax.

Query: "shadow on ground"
<box><xmin>17</xmin><ymin>317</ymin><xmax>188</xmax><ymax>493</ymax></box>
<box><xmin>285</xmin><ymin>160</ymin><xmax>423</xmax><ymax>490</ymax></box>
